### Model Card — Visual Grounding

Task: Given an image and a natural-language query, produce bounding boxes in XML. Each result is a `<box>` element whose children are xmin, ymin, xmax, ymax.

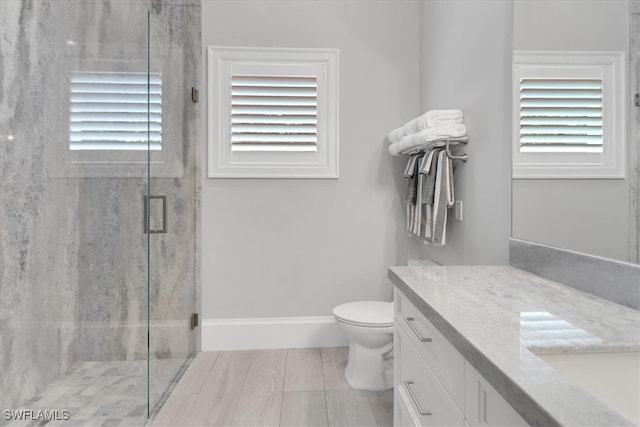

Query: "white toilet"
<box><xmin>332</xmin><ymin>301</ymin><xmax>394</xmax><ymax>391</ymax></box>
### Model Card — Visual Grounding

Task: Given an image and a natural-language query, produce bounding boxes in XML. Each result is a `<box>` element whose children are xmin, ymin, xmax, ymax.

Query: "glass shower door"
<box><xmin>69</xmin><ymin>2</ymin><xmax>156</xmax><ymax>422</ymax></box>
<box><xmin>1</xmin><ymin>0</ymin><xmax>155</xmax><ymax>424</ymax></box>
<box><xmin>0</xmin><ymin>1</ymin><xmax>196</xmax><ymax>423</ymax></box>
<box><xmin>146</xmin><ymin>5</ymin><xmax>198</xmax><ymax>419</ymax></box>
<box><xmin>64</xmin><ymin>4</ymin><xmax>198</xmax><ymax>419</ymax></box>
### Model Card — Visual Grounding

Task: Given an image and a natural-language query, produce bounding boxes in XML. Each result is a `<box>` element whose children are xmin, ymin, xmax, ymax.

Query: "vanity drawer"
<box><xmin>395</xmin><ymin>287</ymin><xmax>465</xmax><ymax>409</ymax></box>
<box><xmin>396</xmin><ymin>326</ymin><xmax>465</xmax><ymax>427</ymax></box>
<box><xmin>464</xmin><ymin>361</ymin><xmax>529</xmax><ymax>427</ymax></box>
<box><xmin>395</xmin><ymin>386</ymin><xmax>420</xmax><ymax>427</ymax></box>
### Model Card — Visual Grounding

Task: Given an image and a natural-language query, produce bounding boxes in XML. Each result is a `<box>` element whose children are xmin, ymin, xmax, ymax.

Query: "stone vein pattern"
<box><xmin>389</xmin><ymin>265</ymin><xmax>640</xmax><ymax>427</ymax></box>
<box><xmin>1</xmin><ymin>0</ymin><xmax>201</xmax><ymax>413</ymax></box>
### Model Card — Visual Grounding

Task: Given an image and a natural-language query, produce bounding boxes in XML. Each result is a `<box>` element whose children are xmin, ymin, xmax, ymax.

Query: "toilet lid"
<box><xmin>333</xmin><ymin>301</ymin><xmax>394</xmax><ymax>327</ymax></box>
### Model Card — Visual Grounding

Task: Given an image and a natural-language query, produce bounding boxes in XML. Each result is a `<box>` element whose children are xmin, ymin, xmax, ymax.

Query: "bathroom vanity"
<box><xmin>389</xmin><ymin>265</ymin><xmax>640</xmax><ymax>427</ymax></box>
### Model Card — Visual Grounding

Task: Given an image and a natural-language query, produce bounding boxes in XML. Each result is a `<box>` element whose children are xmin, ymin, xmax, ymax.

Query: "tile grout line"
<box><xmin>195</xmin><ymin>352</ymin><xmax>220</xmax><ymax>395</ymax></box>
<box><xmin>318</xmin><ymin>347</ymin><xmax>327</xmax><ymax>392</ymax></box>
<box><xmin>366</xmin><ymin>391</ymin><xmax>380</xmax><ymax>427</ymax></box>
<box><xmin>320</xmin><ymin>348</ymin><xmax>331</xmax><ymax>427</ymax></box>
<box><xmin>178</xmin><ymin>352</ymin><xmax>221</xmax><ymax>427</ymax></box>
<box><xmin>229</xmin><ymin>350</ymin><xmax>256</xmax><ymax>426</ymax></box>
<box><xmin>278</xmin><ymin>349</ymin><xmax>288</xmax><ymax>426</ymax></box>
<box><xmin>278</xmin><ymin>349</ymin><xmax>292</xmax><ymax>426</ymax></box>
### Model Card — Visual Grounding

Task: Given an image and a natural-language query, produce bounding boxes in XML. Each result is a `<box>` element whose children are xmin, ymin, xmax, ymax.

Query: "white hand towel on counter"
<box><xmin>388</xmin><ymin>124</ymin><xmax>467</xmax><ymax>156</ymax></box>
<box><xmin>387</xmin><ymin>109</ymin><xmax>464</xmax><ymax>143</ymax></box>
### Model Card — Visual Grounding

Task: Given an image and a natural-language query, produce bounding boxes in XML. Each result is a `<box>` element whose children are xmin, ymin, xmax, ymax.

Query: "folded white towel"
<box><xmin>425</xmin><ymin>109</ymin><xmax>463</xmax><ymax>128</ymax></box>
<box><xmin>387</xmin><ymin>113</ymin><xmax>431</xmax><ymax>143</ymax></box>
<box><xmin>388</xmin><ymin>124</ymin><xmax>467</xmax><ymax>156</ymax></box>
<box><xmin>387</xmin><ymin>110</ymin><xmax>464</xmax><ymax>143</ymax></box>
<box><xmin>388</xmin><ymin>125</ymin><xmax>406</xmax><ymax>143</ymax></box>
<box><xmin>401</xmin><ymin>114</ymin><xmax>429</xmax><ymax>136</ymax></box>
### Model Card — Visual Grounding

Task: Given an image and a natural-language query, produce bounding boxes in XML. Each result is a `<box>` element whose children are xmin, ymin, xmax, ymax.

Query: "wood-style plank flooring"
<box><xmin>150</xmin><ymin>348</ymin><xmax>393</xmax><ymax>427</ymax></box>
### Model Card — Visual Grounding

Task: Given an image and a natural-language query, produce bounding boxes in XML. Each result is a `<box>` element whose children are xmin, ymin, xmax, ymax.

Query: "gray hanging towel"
<box><xmin>404</xmin><ymin>154</ymin><xmax>422</xmax><ymax>205</ymax></box>
<box><xmin>431</xmin><ymin>151</ymin><xmax>451</xmax><ymax>245</ymax></box>
<box><xmin>420</xmin><ymin>149</ymin><xmax>440</xmax><ymax>206</ymax></box>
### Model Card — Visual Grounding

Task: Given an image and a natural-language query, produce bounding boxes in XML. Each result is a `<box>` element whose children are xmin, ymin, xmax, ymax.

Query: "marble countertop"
<box><xmin>388</xmin><ymin>265</ymin><xmax>640</xmax><ymax>427</ymax></box>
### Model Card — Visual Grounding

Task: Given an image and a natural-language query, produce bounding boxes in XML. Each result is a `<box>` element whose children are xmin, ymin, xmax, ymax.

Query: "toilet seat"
<box><xmin>333</xmin><ymin>301</ymin><xmax>393</xmax><ymax>328</ymax></box>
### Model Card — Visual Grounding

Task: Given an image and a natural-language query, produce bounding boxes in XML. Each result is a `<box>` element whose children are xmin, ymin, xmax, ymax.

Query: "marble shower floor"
<box><xmin>4</xmin><ymin>358</ymin><xmax>190</xmax><ymax>427</ymax></box>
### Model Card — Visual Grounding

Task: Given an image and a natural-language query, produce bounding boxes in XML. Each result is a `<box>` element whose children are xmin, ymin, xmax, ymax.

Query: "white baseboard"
<box><xmin>201</xmin><ymin>316</ymin><xmax>348</xmax><ymax>351</ymax></box>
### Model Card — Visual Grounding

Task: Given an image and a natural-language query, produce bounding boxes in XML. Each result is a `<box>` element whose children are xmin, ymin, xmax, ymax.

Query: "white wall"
<box><xmin>416</xmin><ymin>0</ymin><xmax>513</xmax><ymax>265</ymax></box>
<box><xmin>511</xmin><ymin>0</ymin><xmax>631</xmax><ymax>262</ymax></box>
<box><xmin>201</xmin><ymin>1</ymin><xmax>421</xmax><ymax>323</ymax></box>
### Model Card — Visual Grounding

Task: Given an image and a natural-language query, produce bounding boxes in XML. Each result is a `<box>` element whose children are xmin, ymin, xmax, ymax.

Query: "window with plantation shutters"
<box><xmin>519</xmin><ymin>78</ymin><xmax>603</xmax><ymax>153</ymax></box>
<box><xmin>50</xmin><ymin>45</ymin><xmax>185</xmax><ymax>178</ymax></box>
<box><xmin>512</xmin><ymin>52</ymin><xmax>625</xmax><ymax>179</ymax></box>
<box><xmin>208</xmin><ymin>47</ymin><xmax>339</xmax><ymax>179</ymax></box>
<box><xmin>231</xmin><ymin>75</ymin><xmax>318</xmax><ymax>152</ymax></box>
<box><xmin>69</xmin><ymin>71</ymin><xmax>162</xmax><ymax>151</ymax></box>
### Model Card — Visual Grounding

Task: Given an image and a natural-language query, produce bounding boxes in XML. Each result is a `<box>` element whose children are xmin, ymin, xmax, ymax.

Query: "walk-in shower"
<box><xmin>0</xmin><ymin>1</ymin><xmax>201</xmax><ymax>425</ymax></box>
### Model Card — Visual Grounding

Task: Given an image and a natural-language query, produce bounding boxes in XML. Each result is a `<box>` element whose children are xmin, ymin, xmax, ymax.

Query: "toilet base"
<box><xmin>344</xmin><ymin>342</ymin><xmax>393</xmax><ymax>391</ymax></box>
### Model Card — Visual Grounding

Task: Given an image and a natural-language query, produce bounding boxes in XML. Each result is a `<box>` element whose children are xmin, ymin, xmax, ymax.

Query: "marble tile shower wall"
<box><xmin>0</xmin><ymin>0</ymin><xmax>201</xmax><ymax>411</ymax></box>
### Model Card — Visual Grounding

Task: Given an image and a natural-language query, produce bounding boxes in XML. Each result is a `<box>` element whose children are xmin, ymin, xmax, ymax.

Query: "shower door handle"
<box><xmin>144</xmin><ymin>195</ymin><xmax>167</xmax><ymax>234</ymax></box>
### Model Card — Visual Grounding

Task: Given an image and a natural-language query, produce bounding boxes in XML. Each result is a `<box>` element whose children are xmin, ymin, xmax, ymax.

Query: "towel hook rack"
<box><xmin>445</xmin><ymin>139</ymin><xmax>468</xmax><ymax>162</ymax></box>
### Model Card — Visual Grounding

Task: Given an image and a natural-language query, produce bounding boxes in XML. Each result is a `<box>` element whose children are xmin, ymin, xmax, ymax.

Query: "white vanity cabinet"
<box><xmin>395</xmin><ymin>326</ymin><xmax>465</xmax><ymax>426</ymax></box>
<box><xmin>464</xmin><ymin>361</ymin><xmax>529</xmax><ymax>427</ymax></box>
<box><xmin>393</xmin><ymin>287</ymin><xmax>529</xmax><ymax>427</ymax></box>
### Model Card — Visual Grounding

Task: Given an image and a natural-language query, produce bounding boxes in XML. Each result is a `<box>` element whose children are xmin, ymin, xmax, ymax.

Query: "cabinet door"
<box><xmin>394</xmin><ymin>287</ymin><xmax>465</xmax><ymax>408</ymax></box>
<box><xmin>395</xmin><ymin>386</ymin><xmax>420</xmax><ymax>427</ymax></box>
<box><xmin>397</xmin><ymin>327</ymin><xmax>465</xmax><ymax>427</ymax></box>
<box><xmin>464</xmin><ymin>361</ymin><xmax>529</xmax><ymax>427</ymax></box>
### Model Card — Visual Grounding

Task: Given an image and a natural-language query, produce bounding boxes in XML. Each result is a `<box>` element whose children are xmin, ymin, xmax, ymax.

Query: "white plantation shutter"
<box><xmin>69</xmin><ymin>71</ymin><xmax>162</xmax><ymax>150</ymax></box>
<box><xmin>519</xmin><ymin>78</ymin><xmax>603</xmax><ymax>153</ymax></box>
<box><xmin>208</xmin><ymin>47</ymin><xmax>338</xmax><ymax>178</ymax></box>
<box><xmin>512</xmin><ymin>52</ymin><xmax>625</xmax><ymax>178</ymax></box>
<box><xmin>230</xmin><ymin>75</ymin><xmax>318</xmax><ymax>152</ymax></box>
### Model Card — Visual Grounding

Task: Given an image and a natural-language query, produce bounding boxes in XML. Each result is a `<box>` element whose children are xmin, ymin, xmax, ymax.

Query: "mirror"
<box><xmin>512</xmin><ymin>0</ymin><xmax>639</xmax><ymax>264</ymax></box>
